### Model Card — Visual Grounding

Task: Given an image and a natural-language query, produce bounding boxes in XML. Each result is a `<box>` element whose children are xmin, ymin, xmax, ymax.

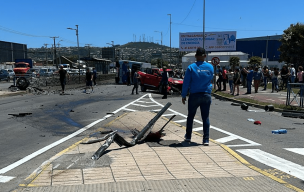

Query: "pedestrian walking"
<box><xmin>253</xmin><ymin>67</ymin><xmax>262</xmax><ymax>93</ymax></box>
<box><xmin>58</xmin><ymin>66</ymin><xmax>70</xmax><ymax>94</ymax></box>
<box><xmin>181</xmin><ymin>47</ymin><xmax>213</xmax><ymax>146</ymax></box>
<box><xmin>92</xmin><ymin>67</ymin><xmax>97</xmax><ymax>86</ymax></box>
<box><xmin>83</xmin><ymin>68</ymin><xmax>93</xmax><ymax>93</ymax></box>
<box><xmin>243</xmin><ymin>66</ymin><xmax>254</xmax><ymax>94</ymax></box>
<box><xmin>271</xmin><ymin>68</ymin><xmax>279</xmax><ymax>92</ymax></box>
<box><xmin>216</xmin><ymin>65</ymin><xmax>223</xmax><ymax>91</ymax></box>
<box><xmin>160</xmin><ymin>66</ymin><xmax>168</xmax><ymax>99</ymax></box>
<box><xmin>227</xmin><ymin>69</ymin><xmax>234</xmax><ymax>93</ymax></box>
<box><xmin>222</xmin><ymin>66</ymin><xmax>227</xmax><ymax>91</ymax></box>
<box><xmin>297</xmin><ymin>66</ymin><xmax>303</xmax><ymax>83</ymax></box>
<box><xmin>232</xmin><ymin>68</ymin><xmax>241</xmax><ymax>96</ymax></box>
<box><xmin>131</xmin><ymin>68</ymin><xmax>140</xmax><ymax>95</ymax></box>
<box><xmin>290</xmin><ymin>64</ymin><xmax>296</xmax><ymax>83</ymax></box>
<box><xmin>127</xmin><ymin>66</ymin><xmax>131</xmax><ymax>86</ymax></box>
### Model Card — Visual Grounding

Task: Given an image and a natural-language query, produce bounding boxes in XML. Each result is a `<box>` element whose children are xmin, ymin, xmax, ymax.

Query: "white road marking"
<box><xmin>174</xmin><ymin>119</ymin><xmax>187</xmax><ymax>123</ymax></box>
<box><xmin>237</xmin><ymin>149</ymin><xmax>304</xmax><ymax>181</ymax></box>
<box><xmin>0</xmin><ymin>175</ymin><xmax>15</xmax><ymax>183</ymax></box>
<box><xmin>162</xmin><ymin>113</ymin><xmax>177</xmax><ymax>117</ymax></box>
<box><xmin>284</xmin><ymin>148</ymin><xmax>304</xmax><ymax>156</ymax></box>
<box><xmin>215</xmin><ymin>135</ymin><xmax>238</xmax><ymax>143</ymax></box>
<box><xmin>131</xmin><ymin>103</ymin><xmax>160</xmax><ymax>107</ymax></box>
<box><xmin>148</xmin><ymin>94</ymin><xmax>260</xmax><ymax>148</ymax></box>
<box><xmin>0</xmin><ymin>94</ymin><xmax>149</xmax><ymax>181</ymax></box>
<box><xmin>193</xmin><ymin>127</ymin><xmax>203</xmax><ymax>131</ymax></box>
<box><xmin>122</xmin><ymin>108</ymin><xmax>136</xmax><ymax>112</ymax></box>
<box><xmin>136</xmin><ymin>101</ymin><xmax>155</xmax><ymax>104</ymax></box>
<box><xmin>53</xmin><ymin>164</ymin><xmax>60</xmax><ymax>169</ymax></box>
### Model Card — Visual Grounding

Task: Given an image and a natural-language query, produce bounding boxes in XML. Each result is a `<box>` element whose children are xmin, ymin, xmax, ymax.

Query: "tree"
<box><xmin>229</xmin><ymin>56</ymin><xmax>240</xmax><ymax>70</ymax></box>
<box><xmin>151</xmin><ymin>58</ymin><xmax>168</xmax><ymax>68</ymax></box>
<box><xmin>279</xmin><ymin>23</ymin><xmax>304</xmax><ymax>69</ymax></box>
<box><xmin>248</xmin><ymin>56</ymin><xmax>262</xmax><ymax>67</ymax></box>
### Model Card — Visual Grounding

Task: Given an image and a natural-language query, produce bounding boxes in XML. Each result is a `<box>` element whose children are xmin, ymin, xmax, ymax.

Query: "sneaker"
<box><xmin>162</xmin><ymin>96</ymin><xmax>167</xmax><ymax>99</ymax></box>
<box><xmin>184</xmin><ymin>135</ymin><xmax>191</xmax><ymax>142</ymax></box>
<box><xmin>235</xmin><ymin>94</ymin><xmax>239</xmax><ymax>96</ymax></box>
<box><xmin>203</xmin><ymin>139</ymin><xmax>209</xmax><ymax>146</ymax></box>
<box><xmin>91</xmin><ymin>90</ymin><xmax>94</xmax><ymax>93</ymax></box>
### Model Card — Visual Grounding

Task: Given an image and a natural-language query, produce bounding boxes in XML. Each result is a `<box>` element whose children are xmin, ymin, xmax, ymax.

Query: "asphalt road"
<box><xmin>0</xmin><ymin>82</ymin><xmax>304</xmax><ymax>191</ymax></box>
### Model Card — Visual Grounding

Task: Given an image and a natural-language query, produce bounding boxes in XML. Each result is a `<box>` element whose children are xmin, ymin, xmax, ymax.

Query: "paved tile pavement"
<box><xmin>14</xmin><ymin>111</ymin><xmax>296</xmax><ymax>192</ymax></box>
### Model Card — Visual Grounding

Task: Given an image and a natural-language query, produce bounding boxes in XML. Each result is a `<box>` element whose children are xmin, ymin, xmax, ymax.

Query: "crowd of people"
<box><xmin>215</xmin><ymin>64</ymin><xmax>304</xmax><ymax>95</ymax></box>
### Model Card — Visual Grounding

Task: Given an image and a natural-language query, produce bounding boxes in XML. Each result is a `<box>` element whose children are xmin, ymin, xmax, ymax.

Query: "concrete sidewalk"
<box><xmin>14</xmin><ymin>111</ymin><xmax>297</xmax><ymax>192</ymax></box>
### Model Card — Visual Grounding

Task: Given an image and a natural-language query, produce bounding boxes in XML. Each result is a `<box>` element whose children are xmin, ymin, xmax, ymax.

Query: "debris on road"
<box><xmin>248</xmin><ymin>109</ymin><xmax>265</xmax><ymax>112</ymax></box>
<box><xmin>254</xmin><ymin>121</ymin><xmax>262</xmax><ymax>125</ymax></box>
<box><xmin>91</xmin><ymin>102</ymin><xmax>172</xmax><ymax>160</ymax></box>
<box><xmin>8</xmin><ymin>113</ymin><xmax>32</xmax><ymax>117</ymax></box>
<box><xmin>265</xmin><ymin>105</ymin><xmax>274</xmax><ymax>111</ymax></box>
<box><xmin>231</xmin><ymin>103</ymin><xmax>241</xmax><ymax>106</ymax></box>
<box><xmin>241</xmin><ymin>103</ymin><xmax>249</xmax><ymax>110</ymax></box>
<box><xmin>272</xmin><ymin>129</ymin><xmax>287</xmax><ymax>134</ymax></box>
<box><xmin>247</xmin><ymin>119</ymin><xmax>255</xmax><ymax>122</ymax></box>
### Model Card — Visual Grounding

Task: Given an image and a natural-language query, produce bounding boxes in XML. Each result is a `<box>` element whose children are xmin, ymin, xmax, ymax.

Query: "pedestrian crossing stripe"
<box><xmin>243</xmin><ymin>177</ymin><xmax>254</xmax><ymax>180</ymax></box>
<box><xmin>284</xmin><ymin>148</ymin><xmax>304</xmax><ymax>156</ymax></box>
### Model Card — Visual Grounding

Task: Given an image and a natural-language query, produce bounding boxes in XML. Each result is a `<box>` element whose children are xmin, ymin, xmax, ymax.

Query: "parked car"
<box><xmin>138</xmin><ymin>68</ymin><xmax>183</xmax><ymax>94</ymax></box>
<box><xmin>0</xmin><ymin>69</ymin><xmax>10</xmax><ymax>81</ymax></box>
<box><xmin>38</xmin><ymin>68</ymin><xmax>53</xmax><ymax>77</ymax></box>
<box><xmin>4</xmin><ymin>69</ymin><xmax>15</xmax><ymax>78</ymax></box>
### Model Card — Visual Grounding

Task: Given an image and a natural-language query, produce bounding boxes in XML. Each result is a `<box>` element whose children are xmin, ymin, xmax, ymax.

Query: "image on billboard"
<box><xmin>179</xmin><ymin>31</ymin><xmax>237</xmax><ymax>52</ymax></box>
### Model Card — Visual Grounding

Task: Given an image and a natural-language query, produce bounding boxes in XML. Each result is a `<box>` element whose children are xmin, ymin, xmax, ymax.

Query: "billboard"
<box><xmin>179</xmin><ymin>31</ymin><xmax>236</xmax><ymax>52</ymax></box>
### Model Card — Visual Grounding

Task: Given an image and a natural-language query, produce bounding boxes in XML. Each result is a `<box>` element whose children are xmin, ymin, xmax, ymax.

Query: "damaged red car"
<box><xmin>138</xmin><ymin>68</ymin><xmax>183</xmax><ymax>94</ymax></box>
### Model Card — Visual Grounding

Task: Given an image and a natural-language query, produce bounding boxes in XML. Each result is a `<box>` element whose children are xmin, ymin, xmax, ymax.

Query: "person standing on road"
<box><xmin>297</xmin><ymin>66</ymin><xmax>303</xmax><ymax>83</ymax></box>
<box><xmin>92</xmin><ymin>67</ymin><xmax>97</xmax><ymax>86</ymax></box>
<box><xmin>127</xmin><ymin>66</ymin><xmax>131</xmax><ymax>86</ymax></box>
<box><xmin>227</xmin><ymin>69</ymin><xmax>234</xmax><ymax>94</ymax></box>
<box><xmin>131</xmin><ymin>68</ymin><xmax>140</xmax><ymax>95</ymax></box>
<box><xmin>222</xmin><ymin>66</ymin><xmax>227</xmax><ymax>91</ymax></box>
<box><xmin>83</xmin><ymin>68</ymin><xmax>93</xmax><ymax>93</ymax></box>
<box><xmin>58</xmin><ymin>66</ymin><xmax>70</xmax><ymax>94</ymax></box>
<box><xmin>253</xmin><ymin>67</ymin><xmax>262</xmax><ymax>93</ymax></box>
<box><xmin>262</xmin><ymin>66</ymin><xmax>269</xmax><ymax>91</ymax></box>
<box><xmin>243</xmin><ymin>66</ymin><xmax>253</xmax><ymax>94</ymax></box>
<box><xmin>216</xmin><ymin>65</ymin><xmax>223</xmax><ymax>91</ymax></box>
<box><xmin>160</xmin><ymin>66</ymin><xmax>168</xmax><ymax>99</ymax></box>
<box><xmin>232</xmin><ymin>68</ymin><xmax>241</xmax><ymax>96</ymax></box>
<box><xmin>271</xmin><ymin>68</ymin><xmax>279</xmax><ymax>93</ymax></box>
<box><xmin>181</xmin><ymin>47</ymin><xmax>213</xmax><ymax>146</ymax></box>
<box><xmin>290</xmin><ymin>64</ymin><xmax>296</xmax><ymax>83</ymax></box>
<box><xmin>241</xmin><ymin>66</ymin><xmax>247</xmax><ymax>88</ymax></box>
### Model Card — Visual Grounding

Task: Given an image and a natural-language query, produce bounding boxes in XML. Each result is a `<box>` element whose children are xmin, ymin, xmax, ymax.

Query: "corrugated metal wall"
<box><xmin>0</xmin><ymin>41</ymin><xmax>27</xmax><ymax>63</ymax></box>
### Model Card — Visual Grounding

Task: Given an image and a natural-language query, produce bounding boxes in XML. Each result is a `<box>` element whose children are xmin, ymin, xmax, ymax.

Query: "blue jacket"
<box><xmin>181</xmin><ymin>61</ymin><xmax>214</xmax><ymax>98</ymax></box>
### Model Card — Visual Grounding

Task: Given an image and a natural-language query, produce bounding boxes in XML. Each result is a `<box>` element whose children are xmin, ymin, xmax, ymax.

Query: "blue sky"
<box><xmin>0</xmin><ymin>0</ymin><xmax>303</xmax><ymax>48</ymax></box>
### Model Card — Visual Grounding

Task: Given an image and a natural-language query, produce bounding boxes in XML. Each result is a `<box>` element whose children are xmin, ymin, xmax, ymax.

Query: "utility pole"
<box><xmin>50</xmin><ymin>36</ymin><xmax>59</xmax><ymax>68</ymax></box>
<box><xmin>167</xmin><ymin>14</ymin><xmax>172</xmax><ymax>69</ymax></box>
<box><xmin>44</xmin><ymin>44</ymin><xmax>48</xmax><ymax>65</ymax></box>
<box><xmin>203</xmin><ymin>0</ymin><xmax>206</xmax><ymax>49</ymax></box>
<box><xmin>85</xmin><ymin>44</ymin><xmax>92</xmax><ymax>57</ymax></box>
<box><xmin>57</xmin><ymin>41</ymin><xmax>62</xmax><ymax>65</ymax></box>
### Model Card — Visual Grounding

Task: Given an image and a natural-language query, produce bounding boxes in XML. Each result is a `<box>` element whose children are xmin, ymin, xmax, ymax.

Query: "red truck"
<box><xmin>138</xmin><ymin>68</ymin><xmax>183</xmax><ymax>94</ymax></box>
<box><xmin>14</xmin><ymin>62</ymin><xmax>31</xmax><ymax>75</ymax></box>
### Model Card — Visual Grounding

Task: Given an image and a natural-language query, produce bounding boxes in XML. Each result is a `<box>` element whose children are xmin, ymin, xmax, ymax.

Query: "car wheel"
<box><xmin>141</xmin><ymin>85</ymin><xmax>146</xmax><ymax>92</ymax></box>
<box><xmin>16</xmin><ymin>77</ymin><xmax>30</xmax><ymax>90</ymax></box>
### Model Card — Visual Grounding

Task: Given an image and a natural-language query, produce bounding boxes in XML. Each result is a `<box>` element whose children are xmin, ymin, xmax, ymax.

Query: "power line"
<box><xmin>0</xmin><ymin>25</ymin><xmax>50</xmax><ymax>38</ymax></box>
<box><xmin>178</xmin><ymin>0</ymin><xmax>196</xmax><ymax>24</ymax></box>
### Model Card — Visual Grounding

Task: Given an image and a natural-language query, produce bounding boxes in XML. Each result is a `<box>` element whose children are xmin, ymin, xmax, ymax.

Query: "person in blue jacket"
<box><xmin>243</xmin><ymin>66</ymin><xmax>254</xmax><ymax>94</ymax></box>
<box><xmin>181</xmin><ymin>47</ymin><xmax>214</xmax><ymax>146</ymax></box>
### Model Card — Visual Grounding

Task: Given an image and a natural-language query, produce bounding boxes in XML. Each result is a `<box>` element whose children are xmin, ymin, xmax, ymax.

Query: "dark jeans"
<box><xmin>132</xmin><ymin>82</ymin><xmax>138</xmax><ymax>94</ymax></box>
<box><xmin>162</xmin><ymin>83</ymin><xmax>168</xmax><ymax>98</ymax></box>
<box><xmin>272</xmin><ymin>78</ymin><xmax>278</xmax><ymax>91</ymax></box>
<box><xmin>185</xmin><ymin>93</ymin><xmax>211</xmax><ymax>141</ymax></box>
<box><xmin>263</xmin><ymin>77</ymin><xmax>268</xmax><ymax>90</ymax></box>
<box><xmin>60</xmin><ymin>79</ymin><xmax>66</xmax><ymax>91</ymax></box>
<box><xmin>222</xmin><ymin>79</ymin><xmax>227</xmax><ymax>90</ymax></box>
<box><xmin>247</xmin><ymin>79</ymin><xmax>252</xmax><ymax>94</ymax></box>
<box><xmin>93</xmin><ymin>76</ymin><xmax>97</xmax><ymax>85</ymax></box>
<box><xmin>228</xmin><ymin>80</ymin><xmax>233</xmax><ymax>92</ymax></box>
<box><xmin>216</xmin><ymin>78</ymin><xmax>222</xmax><ymax>90</ymax></box>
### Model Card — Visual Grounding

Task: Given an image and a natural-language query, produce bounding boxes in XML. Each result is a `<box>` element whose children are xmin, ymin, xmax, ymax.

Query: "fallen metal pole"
<box><xmin>82</xmin><ymin>130</ymin><xmax>117</xmax><ymax>144</ymax></box>
<box><xmin>91</xmin><ymin>131</ymin><xmax>117</xmax><ymax>160</ymax></box>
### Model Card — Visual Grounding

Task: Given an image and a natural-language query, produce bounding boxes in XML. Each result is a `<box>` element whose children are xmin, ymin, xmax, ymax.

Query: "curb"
<box><xmin>212</xmin><ymin>92</ymin><xmax>284</xmax><ymax>113</ymax></box>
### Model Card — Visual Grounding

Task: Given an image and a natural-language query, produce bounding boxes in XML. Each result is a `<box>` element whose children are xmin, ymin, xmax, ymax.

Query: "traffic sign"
<box><xmin>211</xmin><ymin>57</ymin><xmax>220</xmax><ymax>66</ymax></box>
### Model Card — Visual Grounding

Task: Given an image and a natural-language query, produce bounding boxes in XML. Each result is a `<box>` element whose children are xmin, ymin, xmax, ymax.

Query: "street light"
<box><xmin>67</xmin><ymin>25</ymin><xmax>80</xmax><ymax>83</ymax></box>
<box><xmin>167</xmin><ymin>14</ymin><xmax>172</xmax><ymax>69</ymax></box>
